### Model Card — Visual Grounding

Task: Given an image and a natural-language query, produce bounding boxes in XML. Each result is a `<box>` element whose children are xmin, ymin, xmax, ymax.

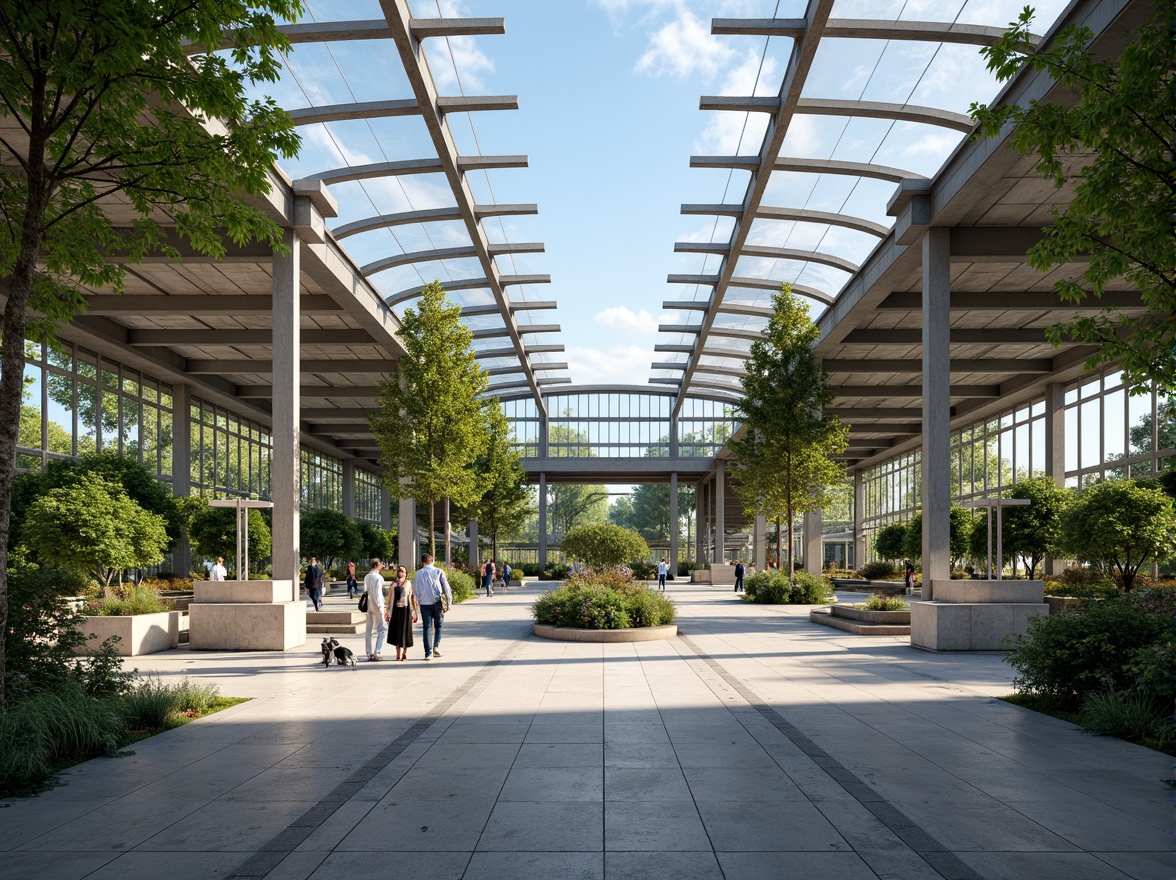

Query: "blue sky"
<box><xmin>265</xmin><ymin>0</ymin><xmax>1069</xmax><ymax>387</ymax></box>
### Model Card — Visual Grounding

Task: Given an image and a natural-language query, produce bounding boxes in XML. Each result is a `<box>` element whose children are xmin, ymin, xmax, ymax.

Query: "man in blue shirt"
<box><xmin>414</xmin><ymin>553</ymin><xmax>453</xmax><ymax>660</ymax></box>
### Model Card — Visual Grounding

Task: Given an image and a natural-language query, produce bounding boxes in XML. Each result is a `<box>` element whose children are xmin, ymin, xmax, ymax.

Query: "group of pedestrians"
<box><xmin>362</xmin><ymin>553</ymin><xmax>453</xmax><ymax>662</ymax></box>
<box><xmin>479</xmin><ymin>558</ymin><xmax>511</xmax><ymax>597</ymax></box>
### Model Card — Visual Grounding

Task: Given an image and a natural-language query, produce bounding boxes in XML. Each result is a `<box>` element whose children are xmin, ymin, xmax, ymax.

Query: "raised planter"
<box><xmin>75</xmin><ymin>609</ymin><xmax>182</xmax><ymax>656</ymax></box>
<box><xmin>810</xmin><ymin>604</ymin><xmax>911</xmax><ymax>635</ymax></box>
<box><xmin>533</xmin><ymin>623</ymin><xmax>677</xmax><ymax>643</ymax></box>
<box><xmin>1045</xmin><ymin>595</ymin><xmax>1084</xmax><ymax>614</ymax></box>
<box><xmin>832</xmin><ymin>578</ymin><xmax>909</xmax><ymax>596</ymax></box>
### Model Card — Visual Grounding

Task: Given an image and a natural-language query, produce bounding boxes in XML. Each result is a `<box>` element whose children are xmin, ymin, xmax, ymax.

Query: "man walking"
<box><xmin>502</xmin><ymin>561</ymin><xmax>511</xmax><ymax>591</ymax></box>
<box><xmin>210</xmin><ymin>556</ymin><xmax>227</xmax><ymax>581</ymax></box>
<box><xmin>734</xmin><ymin>559</ymin><xmax>745</xmax><ymax>593</ymax></box>
<box><xmin>364</xmin><ymin>558</ymin><xmax>386</xmax><ymax>661</ymax></box>
<box><xmin>305</xmin><ymin>556</ymin><xmax>324</xmax><ymax>611</ymax></box>
<box><xmin>346</xmin><ymin>560</ymin><xmax>359</xmax><ymax>599</ymax></box>
<box><xmin>657</xmin><ymin>557</ymin><xmax>668</xmax><ymax>591</ymax></box>
<box><xmin>415</xmin><ymin>553</ymin><xmax>453</xmax><ymax>660</ymax></box>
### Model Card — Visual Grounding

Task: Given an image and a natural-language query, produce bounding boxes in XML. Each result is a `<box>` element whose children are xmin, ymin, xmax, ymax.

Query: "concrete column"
<box><xmin>271</xmin><ymin>231</ymin><xmax>301</xmax><ymax>594</ymax></box>
<box><xmin>398</xmin><ymin>496</ymin><xmax>416</xmax><ymax>567</ymax></box>
<box><xmin>922</xmin><ymin>227</ymin><xmax>952</xmax><ymax>595</ymax></box>
<box><xmin>443</xmin><ymin>497</ymin><xmax>452</xmax><ymax>566</ymax></box>
<box><xmin>669</xmin><ymin>415</ymin><xmax>679</xmax><ymax>458</ymax></box>
<box><xmin>695</xmin><ymin>480</ymin><xmax>705</xmax><ymax>567</ymax></box>
<box><xmin>537</xmin><ymin>473</ymin><xmax>548</xmax><ymax>571</ymax></box>
<box><xmin>668</xmin><ymin>472</ymin><xmax>679</xmax><ymax>569</ymax></box>
<box><xmin>714</xmin><ymin>460</ymin><xmax>725</xmax><ymax>564</ymax></box>
<box><xmin>754</xmin><ymin>515</ymin><xmax>766</xmax><ymax>572</ymax></box>
<box><xmin>539</xmin><ymin>415</ymin><xmax>549</xmax><ymax>458</ymax></box>
<box><xmin>804</xmin><ymin>511</ymin><xmax>823</xmax><ymax>575</ymax></box>
<box><xmin>342</xmin><ymin>460</ymin><xmax>355</xmax><ymax>519</ymax></box>
<box><xmin>853</xmin><ymin>469</ymin><xmax>865</xmax><ymax>570</ymax></box>
<box><xmin>170</xmin><ymin>383</ymin><xmax>192</xmax><ymax>577</ymax></box>
<box><xmin>380</xmin><ymin>488</ymin><xmax>392</xmax><ymax>530</ymax></box>
<box><xmin>1044</xmin><ymin>382</ymin><xmax>1066</xmax><ymax>575</ymax></box>
<box><xmin>468</xmin><ymin>519</ymin><xmax>478</xmax><ymax>569</ymax></box>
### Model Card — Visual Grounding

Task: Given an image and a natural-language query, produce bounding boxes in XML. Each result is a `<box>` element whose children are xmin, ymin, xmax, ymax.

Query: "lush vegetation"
<box><xmin>408</xmin><ymin>564</ymin><xmax>475</xmax><ymax>604</ymax></box>
<box><xmin>182</xmin><ymin>499</ymin><xmax>272</xmax><ymax>576</ymax></box>
<box><xmin>873</xmin><ymin>524</ymin><xmax>908</xmax><ymax>564</ymax></box>
<box><xmin>743</xmin><ymin>570</ymin><xmax>832</xmax><ymax>605</ymax></box>
<box><xmin>858</xmin><ymin>560</ymin><xmax>899</xmax><ymax>581</ymax></box>
<box><xmin>88</xmin><ymin>584</ymin><xmax>172</xmax><ymax>617</ymax></box>
<box><xmin>532</xmin><ymin>571</ymin><xmax>676</xmax><ymax>629</ymax></box>
<box><xmin>561</xmin><ymin>523</ymin><xmax>651</xmax><ymax>569</ymax></box>
<box><xmin>861</xmin><ymin>594</ymin><xmax>908</xmax><ymax>612</ymax></box>
<box><xmin>454</xmin><ymin>404</ymin><xmax>533</xmax><ymax>564</ymax></box>
<box><xmin>300</xmin><ymin>508</ymin><xmax>363</xmax><ymax>573</ymax></box>
<box><xmin>1004</xmin><ymin>584</ymin><xmax>1176</xmax><ymax>752</ymax></box>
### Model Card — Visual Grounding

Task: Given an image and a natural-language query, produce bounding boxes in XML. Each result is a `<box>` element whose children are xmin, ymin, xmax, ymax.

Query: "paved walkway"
<box><xmin>1</xmin><ymin>582</ymin><xmax>1172</xmax><ymax>880</ymax></box>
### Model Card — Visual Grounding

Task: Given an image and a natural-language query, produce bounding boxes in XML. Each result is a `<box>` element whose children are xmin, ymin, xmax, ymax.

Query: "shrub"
<box><xmin>858</xmin><ymin>560</ymin><xmax>898</xmax><ymax>581</ymax></box>
<box><xmin>621</xmin><ymin>588</ymin><xmax>676</xmax><ymax>627</ymax></box>
<box><xmin>744</xmin><ymin>571</ymin><xmax>830</xmax><ymax>605</ymax></box>
<box><xmin>122</xmin><ymin>676</ymin><xmax>180</xmax><ymax>730</ymax></box>
<box><xmin>171</xmin><ymin>677</ymin><xmax>222</xmax><ymax>715</ymax></box>
<box><xmin>4</xmin><ymin>558</ymin><xmax>91</xmax><ymax>698</ymax></box>
<box><xmin>533</xmin><ymin>584</ymin><xmax>630</xmax><ymax>629</ymax></box>
<box><xmin>1079</xmin><ymin>689</ymin><xmax>1172</xmax><ymax>746</ymax></box>
<box><xmin>1042</xmin><ymin>566</ymin><xmax>1119</xmax><ymax>599</ymax></box>
<box><xmin>0</xmin><ymin>681</ymin><xmax>124</xmax><ymax>794</ymax></box>
<box><xmin>549</xmin><ymin>563</ymin><xmax>571</xmax><ymax>580</ymax></box>
<box><xmin>561</xmin><ymin>523</ymin><xmax>650</xmax><ymax>568</ymax></box>
<box><xmin>873</xmin><ymin>523</ymin><xmax>907</xmax><ymax>562</ymax></box>
<box><xmin>89</xmin><ymin>584</ymin><xmax>173</xmax><ymax>616</ymax></box>
<box><xmin>629</xmin><ymin>559</ymin><xmax>657</xmax><ymax>580</ymax></box>
<box><xmin>1004</xmin><ymin>597</ymin><xmax>1169</xmax><ymax>709</ymax></box>
<box><xmin>862</xmin><ymin>594</ymin><xmax>907</xmax><ymax>611</ymax></box>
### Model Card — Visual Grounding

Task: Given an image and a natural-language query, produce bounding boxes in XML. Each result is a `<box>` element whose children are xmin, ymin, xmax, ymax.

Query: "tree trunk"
<box><xmin>491</xmin><ymin>522</ymin><xmax>498</xmax><ymax>567</ymax></box>
<box><xmin>0</xmin><ymin>131</ymin><xmax>50</xmax><ymax>711</ymax></box>
<box><xmin>428</xmin><ymin>495</ymin><xmax>437</xmax><ymax>560</ymax></box>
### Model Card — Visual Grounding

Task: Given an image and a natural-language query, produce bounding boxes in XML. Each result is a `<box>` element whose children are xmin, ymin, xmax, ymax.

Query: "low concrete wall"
<box><xmin>194</xmin><ymin>580</ymin><xmax>294</xmax><ymax>604</ymax></box>
<box><xmin>832</xmin><ymin>606</ymin><xmax>911</xmax><ymax>625</ymax></box>
<box><xmin>76</xmin><ymin>610</ymin><xmax>181</xmax><ymax>656</ymax></box>
<box><xmin>533</xmin><ymin>623</ymin><xmax>677</xmax><ymax>643</ymax></box>
<box><xmin>189</xmin><ymin>601</ymin><xmax>306</xmax><ymax>651</ymax></box>
<box><xmin>911</xmin><ymin>601</ymin><xmax>1046</xmax><ymax>652</ymax></box>
<box><xmin>933</xmin><ymin>580</ymin><xmax>1044</xmax><ymax>604</ymax></box>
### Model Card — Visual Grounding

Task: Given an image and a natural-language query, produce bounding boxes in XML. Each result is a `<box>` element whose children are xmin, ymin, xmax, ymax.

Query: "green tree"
<box><xmin>356</xmin><ymin>521</ymin><xmax>393</xmax><ymax>563</ymax></box>
<box><xmin>730</xmin><ymin>287</ymin><xmax>848</xmax><ymax>578</ymax></box>
<box><xmin>970</xmin><ymin>4</ymin><xmax>1176</xmax><ymax>390</ymax></box>
<box><xmin>0</xmin><ymin>0</ymin><xmax>301</xmax><ymax>710</ymax></box>
<box><xmin>562</xmin><ymin>523</ymin><xmax>650</xmax><ymax>569</ymax></box>
<box><xmin>182</xmin><ymin>499</ymin><xmax>271</xmax><ymax>576</ymax></box>
<box><xmin>370</xmin><ymin>281</ymin><xmax>488</xmax><ymax>558</ymax></box>
<box><xmin>23</xmin><ymin>473</ymin><xmax>168</xmax><ymax>587</ymax></box>
<box><xmin>873</xmin><ymin>523</ymin><xmax>908</xmax><ymax>563</ymax></box>
<box><xmin>903</xmin><ymin>507</ymin><xmax>976</xmax><ymax>570</ymax></box>
<box><xmin>1058</xmin><ymin>480</ymin><xmax>1176</xmax><ymax>590</ymax></box>
<box><xmin>455</xmin><ymin>403</ymin><xmax>532</xmax><ymax>564</ymax></box>
<box><xmin>300</xmin><ymin>508</ymin><xmax>362</xmax><ymax>574</ymax></box>
<box><xmin>609</xmin><ymin>483</ymin><xmax>675</xmax><ymax>545</ymax></box>
<box><xmin>1001</xmin><ymin>477</ymin><xmax>1071</xmax><ymax>578</ymax></box>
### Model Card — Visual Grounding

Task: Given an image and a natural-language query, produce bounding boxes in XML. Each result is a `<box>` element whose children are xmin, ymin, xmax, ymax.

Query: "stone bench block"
<box><xmin>911</xmin><ymin>600</ymin><xmax>1046</xmax><ymax>652</ymax></box>
<box><xmin>189</xmin><ymin>601</ymin><xmax>306</xmax><ymax>651</ymax></box>
<box><xmin>76</xmin><ymin>610</ymin><xmax>182</xmax><ymax>656</ymax></box>
<box><xmin>932</xmin><ymin>579</ymin><xmax>1044</xmax><ymax>604</ymax></box>
<box><xmin>193</xmin><ymin>580</ymin><xmax>295</xmax><ymax>604</ymax></box>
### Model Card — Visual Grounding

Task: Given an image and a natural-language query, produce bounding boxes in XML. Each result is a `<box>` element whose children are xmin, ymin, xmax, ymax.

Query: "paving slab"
<box><xmin>0</xmin><ymin>581</ymin><xmax>1171</xmax><ymax>880</ymax></box>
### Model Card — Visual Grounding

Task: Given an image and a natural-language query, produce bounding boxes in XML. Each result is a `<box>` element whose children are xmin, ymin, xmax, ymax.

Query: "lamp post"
<box><xmin>207</xmin><ymin>499</ymin><xmax>274</xmax><ymax>581</ymax></box>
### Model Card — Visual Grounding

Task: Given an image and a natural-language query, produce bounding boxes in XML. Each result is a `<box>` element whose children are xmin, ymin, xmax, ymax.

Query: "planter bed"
<box><xmin>810</xmin><ymin>604</ymin><xmax>911</xmax><ymax>635</ymax></box>
<box><xmin>75</xmin><ymin>609</ymin><xmax>183</xmax><ymax>656</ymax></box>
<box><xmin>533</xmin><ymin>623</ymin><xmax>677</xmax><ymax>643</ymax></box>
<box><xmin>832</xmin><ymin>578</ymin><xmax>909</xmax><ymax>596</ymax></box>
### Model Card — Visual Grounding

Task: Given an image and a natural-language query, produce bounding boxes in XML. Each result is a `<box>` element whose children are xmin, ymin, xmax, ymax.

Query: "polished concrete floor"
<box><xmin>1</xmin><ymin>581</ymin><xmax>1172</xmax><ymax>880</ymax></box>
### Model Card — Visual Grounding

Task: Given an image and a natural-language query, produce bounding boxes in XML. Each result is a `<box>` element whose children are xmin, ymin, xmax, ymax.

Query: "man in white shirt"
<box><xmin>657</xmin><ymin>557</ymin><xmax>668</xmax><ymax>592</ymax></box>
<box><xmin>210</xmin><ymin>557</ymin><xmax>227</xmax><ymax>581</ymax></box>
<box><xmin>414</xmin><ymin>553</ymin><xmax>452</xmax><ymax>660</ymax></box>
<box><xmin>364</xmin><ymin>558</ymin><xmax>387</xmax><ymax>661</ymax></box>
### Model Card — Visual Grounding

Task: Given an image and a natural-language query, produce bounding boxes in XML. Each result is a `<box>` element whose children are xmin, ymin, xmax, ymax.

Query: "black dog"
<box><xmin>321</xmin><ymin>637</ymin><xmax>356</xmax><ymax>668</ymax></box>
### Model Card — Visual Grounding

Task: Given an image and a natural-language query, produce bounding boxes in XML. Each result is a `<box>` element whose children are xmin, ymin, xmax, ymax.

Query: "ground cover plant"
<box><xmin>860</xmin><ymin>594</ymin><xmax>908</xmax><ymax>612</ymax></box>
<box><xmin>531</xmin><ymin>570</ymin><xmax>675</xmax><ymax>630</ymax></box>
<box><xmin>742</xmin><ymin>570</ymin><xmax>831</xmax><ymax>605</ymax></box>
<box><xmin>1003</xmin><ymin>584</ymin><xmax>1176</xmax><ymax>754</ymax></box>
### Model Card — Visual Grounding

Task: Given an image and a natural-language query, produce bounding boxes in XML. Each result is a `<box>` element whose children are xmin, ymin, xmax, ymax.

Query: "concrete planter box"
<box><xmin>832</xmin><ymin>606</ymin><xmax>911</xmax><ymax>625</ymax></box>
<box><xmin>533</xmin><ymin>623</ymin><xmax>677</xmax><ymax>643</ymax></box>
<box><xmin>76</xmin><ymin>610</ymin><xmax>181</xmax><ymax>656</ymax></box>
<box><xmin>1046</xmin><ymin>596</ymin><xmax>1084</xmax><ymax>614</ymax></box>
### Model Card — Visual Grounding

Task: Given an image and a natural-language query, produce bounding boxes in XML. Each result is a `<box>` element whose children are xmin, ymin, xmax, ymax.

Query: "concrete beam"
<box><xmin>82</xmin><ymin>295</ymin><xmax>340</xmax><ymax>315</ymax></box>
<box><xmin>840</xmin><ymin>328</ymin><xmax>1050</xmax><ymax>345</ymax></box>
<box><xmin>128</xmin><ymin>329</ymin><xmax>372</xmax><ymax>347</ymax></box>
<box><xmin>822</xmin><ymin>358</ymin><xmax>1053</xmax><ymax>373</ymax></box>
<box><xmin>877</xmin><ymin>290</ymin><xmax>1144</xmax><ymax>310</ymax></box>
<box><xmin>186</xmin><ymin>359</ymin><xmax>391</xmax><ymax>375</ymax></box>
<box><xmin>832</xmin><ymin>384</ymin><xmax>999</xmax><ymax>398</ymax></box>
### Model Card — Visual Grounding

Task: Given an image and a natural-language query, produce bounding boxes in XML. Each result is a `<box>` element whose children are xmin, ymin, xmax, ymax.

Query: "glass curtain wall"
<box><xmin>189</xmin><ymin>398</ymin><xmax>271</xmax><ymax>499</ymax></box>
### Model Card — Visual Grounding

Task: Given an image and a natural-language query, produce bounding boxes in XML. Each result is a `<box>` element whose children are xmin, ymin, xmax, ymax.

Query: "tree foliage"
<box><xmin>182</xmin><ymin>499</ymin><xmax>271</xmax><ymax>576</ymax></box>
<box><xmin>370</xmin><ymin>281</ymin><xmax>489</xmax><ymax>558</ymax></box>
<box><xmin>23</xmin><ymin>473</ymin><xmax>168</xmax><ymax>587</ymax></box>
<box><xmin>999</xmin><ymin>477</ymin><xmax>1071</xmax><ymax>578</ymax></box>
<box><xmin>730</xmin><ymin>287</ymin><xmax>848</xmax><ymax>577</ymax></box>
<box><xmin>1058</xmin><ymin>480</ymin><xmax>1176</xmax><ymax>590</ymax></box>
<box><xmin>0</xmin><ymin>0</ymin><xmax>302</xmax><ymax>710</ymax></box>
<box><xmin>454</xmin><ymin>403</ymin><xmax>532</xmax><ymax>563</ymax></box>
<box><xmin>873</xmin><ymin>523</ymin><xmax>908</xmax><ymax>563</ymax></box>
<box><xmin>561</xmin><ymin>523</ymin><xmax>651</xmax><ymax>569</ymax></box>
<box><xmin>970</xmin><ymin>4</ymin><xmax>1176</xmax><ymax>390</ymax></box>
<box><xmin>356</xmin><ymin>521</ymin><xmax>393</xmax><ymax>563</ymax></box>
<box><xmin>299</xmin><ymin>508</ymin><xmax>362</xmax><ymax>573</ymax></box>
<box><xmin>903</xmin><ymin>507</ymin><xmax>975</xmax><ymax>570</ymax></box>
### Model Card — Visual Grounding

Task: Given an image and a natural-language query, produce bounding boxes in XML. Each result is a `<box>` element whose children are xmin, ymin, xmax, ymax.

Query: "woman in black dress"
<box><xmin>385</xmin><ymin>565</ymin><xmax>418</xmax><ymax>661</ymax></box>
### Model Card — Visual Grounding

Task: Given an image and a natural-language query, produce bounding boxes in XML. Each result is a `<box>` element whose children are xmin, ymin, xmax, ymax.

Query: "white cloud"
<box><xmin>635</xmin><ymin>9</ymin><xmax>734</xmax><ymax>79</ymax></box>
<box><xmin>428</xmin><ymin>0</ymin><xmax>495</xmax><ymax>91</ymax></box>
<box><xmin>694</xmin><ymin>50</ymin><xmax>778</xmax><ymax>153</ymax></box>
<box><xmin>566</xmin><ymin>344</ymin><xmax>653</xmax><ymax>386</ymax></box>
<box><xmin>594</xmin><ymin>306</ymin><xmax>662</xmax><ymax>336</ymax></box>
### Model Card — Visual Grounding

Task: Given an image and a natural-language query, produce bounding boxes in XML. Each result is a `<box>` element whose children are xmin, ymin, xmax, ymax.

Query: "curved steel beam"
<box><xmin>700</xmin><ymin>96</ymin><xmax>973</xmax><ymax>132</ymax></box>
<box><xmin>712</xmin><ymin>18</ymin><xmax>1038</xmax><ymax>48</ymax></box>
<box><xmin>690</xmin><ymin>155</ymin><xmax>926</xmax><ymax>184</ymax></box>
<box><xmin>287</xmin><ymin>96</ymin><xmax>518</xmax><ymax>128</ymax></box>
<box><xmin>675</xmin><ymin>241</ymin><xmax>858</xmax><ymax>274</ymax></box>
<box><xmin>687</xmin><ymin>378</ymin><xmax>746</xmax><ymax>395</ymax></box>
<box><xmin>666</xmin><ymin>273</ymin><xmax>833</xmax><ymax>305</ymax></box>
<box><xmin>301</xmin><ymin>155</ymin><xmax>527</xmax><ymax>187</ymax></box>
<box><xmin>363</xmin><ymin>242</ymin><xmax>543</xmax><ymax>277</ymax></box>
<box><xmin>472</xmin><ymin>325</ymin><xmax>560</xmax><ymax>340</ymax></box>
<box><xmin>334</xmin><ymin>207</ymin><xmax>463</xmax><ymax>239</ymax></box>
<box><xmin>682</xmin><ymin>203</ymin><xmax>888</xmax><ymax>237</ymax></box>
<box><xmin>386</xmin><ymin>273</ymin><xmax>551</xmax><ymax>307</ymax></box>
<box><xmin>693</xmin><ymin>364</ymin><xmax>747</xmax><ymax>379</ymax></box>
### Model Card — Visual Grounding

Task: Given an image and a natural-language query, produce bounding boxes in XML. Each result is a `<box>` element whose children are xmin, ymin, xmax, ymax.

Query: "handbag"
<box><xmin>358</xmin><ymin>592</ymin><xmax>368</xmax><ymax>612</ymax></box>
